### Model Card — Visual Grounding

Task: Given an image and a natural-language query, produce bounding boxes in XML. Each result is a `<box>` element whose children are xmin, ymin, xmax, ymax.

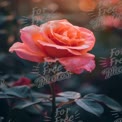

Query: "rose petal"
<box><xmin>53</xmin><ymin>32</ymin><xmax>84</xmax><ymax>46</ymax></box>
<box><xmin>41</xmin><ymin>19</ymin><xmax>84</xmax><ymax>46</ymax></box>
<box><xmin>38</xmin><ymin>40</ymin><xmax>90</xmax><ymax>57</ymax></box>
<box><xmin>20</xmin><ymin>25</ymin><xmax>55</xmax><ymax>56</ymax></box>
<box><xmin>44</xmin><ymin>20</ymin><xmax>95</xmax><ymax>50</ymax></box>
<box><xmin>58</xmin><ymin>53</ymin><xmax>95</xmax><ymax>74</ymax></box>
<box><xmin>20</xmin><ymin>26</ymin><xmax>40</xmax><ymax>50</ymax></box>
<box><xmin>44</xmin><ymin>57</ymin><xmax>58</xmax><ymax>62</ymax></box>
<box><xmin>20</xmin><ymin>25</ymin><xmax>46</xmax><ymax>56</ymax></box>
<box><xmin>78</xmin><ymin>27</ymin><xmax>96</xmax><ymax>52</ymax></box>
<box><xmin>39</xmin><ymin>20</ymin><xmax>95</xmax><ymax>58</ymax></box>
<box><xmin>9</xmin><ymin>42</ymin><xmax>44</xmax><ymax>62</ymax></box>
<box><xmin>38</xmin><ymin>40</ymin><xmax>85</xmax><ymax>57</ymax></box>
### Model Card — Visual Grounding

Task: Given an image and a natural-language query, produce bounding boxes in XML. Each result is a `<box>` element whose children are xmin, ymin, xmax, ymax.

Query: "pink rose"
<box><xmin>9</xmin><ymin>19</ymin><xmax>95</xmax><ymax>74</ymax></box>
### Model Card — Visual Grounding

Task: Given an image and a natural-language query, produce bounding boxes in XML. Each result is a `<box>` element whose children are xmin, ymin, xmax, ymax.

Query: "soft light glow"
<box><xmin>79</xmin><ymin>0</ymin><xmax>97</xmax><ymax>12</ymax></box>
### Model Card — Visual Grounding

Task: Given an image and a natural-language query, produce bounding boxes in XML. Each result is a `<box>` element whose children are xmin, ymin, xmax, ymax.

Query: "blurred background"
<box><xmin>0</xmin><ymin>0</ymin><xmax>122</xmax><ymax>122</ymax></box>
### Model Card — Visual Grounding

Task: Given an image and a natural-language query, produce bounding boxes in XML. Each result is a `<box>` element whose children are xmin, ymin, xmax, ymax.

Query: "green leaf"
<box><xmin>75</xmin><ymin>98</ymin><xmax>104</xmax><ymax>116</ymax></box>
<box><xmin>42</xmin><ymin>102</ymin><xmax>52</xmax><ymax>106</ymax></box>
<box><xmin>84</xmin><ymin>93</ymin><xmax>122</xmax><ymax>112</ymax></box>
<box><xmin>0</xmin><ymin>92</ymin><xmax>14</xmax><ymax>98</ymax></box>
<box><xmin>0</xmin><ymin>86</ymin><xmax>52</xmax><ymax>110</ymax></box>
<box><xmin>55</xmin><ymin>97</ymin><xmax>69</xmax><ymax>103</ymax></box>
<box><xmin>2</xmin><ymin>86</ymin><xmax>31</xmax><ymax>98</ymax></box>
<box><xmin>31</xmin><ymin>91</ymin><xmax>51</xmax><ymax>99</ymax></box>
<box><xmin>58</xmin><ymin>91</ymin><xmax>81</xmax><ymax>99</ymax></box>
<box><xmin>13</xmin><ymin>98</ymin><xmax>50</xmax><ymax>109</ymax></box>
<box><xmin>2</xmin><ymin>86</ymin><xmax>50</xmax><ymax>99</ymax></box>
<box><xmin>25</xmin><ymin>105</ymin><xmax>43</xmax><ymax>115</ymax></box>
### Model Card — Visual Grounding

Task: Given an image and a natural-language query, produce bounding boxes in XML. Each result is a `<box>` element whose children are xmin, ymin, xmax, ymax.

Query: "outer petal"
<box><xmin>9</xmin><ymin>42</ymin><xmax>44</xmax><ymax>62</ymax></box>
<box><xmin>58</xmin><ymin>53</ymin><xmax>95</xmax><ymax>74</ymax></box>
<box><xmin>20</xmin><ymin>25</ymin><xmax>40</xmax><ymax>45</ymax></box>
<box><xmin>78</xmin><ymin>26</ymin><xmax>96</xmax><ymax>52</ymax></box>
<box><xmin>37</xmin><ymin>40</ymin><xmax>90</xmax><ymax>57</ymax></box>
<box><xmin>20</xmin><ymin>25</ymin><xmax>46</xmax><ymax>56</ymax></box>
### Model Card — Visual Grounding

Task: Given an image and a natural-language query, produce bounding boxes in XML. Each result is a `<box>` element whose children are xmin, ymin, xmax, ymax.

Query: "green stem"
<box><xmin>50</xmin><ymin>83</ymin><xmax>56</xmax><ymax>122</ymax></box>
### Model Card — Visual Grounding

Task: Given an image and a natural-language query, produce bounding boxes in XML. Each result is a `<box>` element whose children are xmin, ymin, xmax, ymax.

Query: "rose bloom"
<box><xmin>9</xmin><ymin>19</ymin><xmax>95</xmax><ymax>74</ymax></box>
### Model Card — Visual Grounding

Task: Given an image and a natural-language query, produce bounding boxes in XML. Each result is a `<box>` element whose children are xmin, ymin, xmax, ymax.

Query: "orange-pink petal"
<box><xmin>58</xmin><ymin>53</ymin><xmax>95</xmax><ymax>74</ymax></box>
<box><xmin>9</xmin><ymin>42</ymin><xmax>44</xmax><ymax>62</ymax></box>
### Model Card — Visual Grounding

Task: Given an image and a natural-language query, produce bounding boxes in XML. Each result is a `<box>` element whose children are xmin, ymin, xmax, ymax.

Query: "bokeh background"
<box><xmin>0</xmin><ymin>0</ymin><xmax>122</xmax><ymax>122</ymax></box>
